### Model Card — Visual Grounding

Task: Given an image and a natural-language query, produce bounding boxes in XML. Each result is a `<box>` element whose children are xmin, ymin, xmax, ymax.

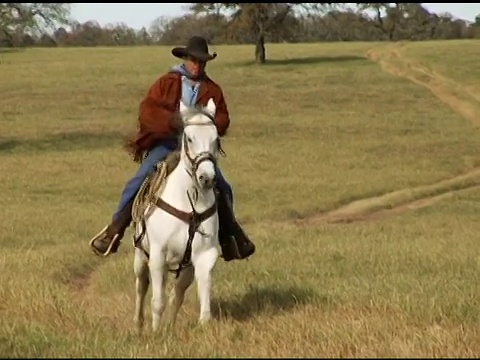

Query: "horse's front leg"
<box><xmin>192</xmin><ymin>246</ymin><xmax>219</xmax><ymax>324</ymax></box>
<box><xmin>169</xmin><ymin>265</ymin><xmax>195</xmax><ymax>325</ymax></box>
<box><xmin>149</xmin><ymin>249</ymin><xmax>168</xmax><ymax>332</ymax></box>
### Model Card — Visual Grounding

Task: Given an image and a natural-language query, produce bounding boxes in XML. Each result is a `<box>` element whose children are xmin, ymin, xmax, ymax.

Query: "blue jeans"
<box><xmin>112</xmin><ymin>142</ymin><xmax>233</xmax><ymax>222</ymax></box>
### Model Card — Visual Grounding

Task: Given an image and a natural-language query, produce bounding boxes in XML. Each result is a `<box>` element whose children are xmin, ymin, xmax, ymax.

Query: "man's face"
<box><xmin>184</xmin><ymin>57</ymin><xmax>206</xmax><ymax>78</ymax></box>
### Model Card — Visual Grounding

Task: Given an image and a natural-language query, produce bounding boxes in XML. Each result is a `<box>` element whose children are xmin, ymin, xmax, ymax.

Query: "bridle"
<box><xmin>181</xmin><ymin>114</ymin><xmax>222</xmax><ymax>187</ymax></box>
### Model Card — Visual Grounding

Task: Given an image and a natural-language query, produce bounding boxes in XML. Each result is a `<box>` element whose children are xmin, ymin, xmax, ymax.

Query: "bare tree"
<box><xmin>190</xmin><ymin>3</ymin><xmax>335</xmax><ymax>64</ymax></box>
<box><xmin>0</xmin><ymin>3</ymin><xmax>71</xmax><ymax>46</ymax></box>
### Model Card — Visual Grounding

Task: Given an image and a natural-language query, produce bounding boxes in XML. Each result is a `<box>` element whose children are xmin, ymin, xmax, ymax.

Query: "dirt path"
<box><xmin>69</xmin><ymin>260</ymin><xmax>99</xmax><ymax>303</ymax></box>
<box><xmin>298</xmin><ymin>168</ymin><xmax>480</xmax><ymax>225</ymax></box>
<box><xmin>365</xmin><ymin>43</ymin><xmax>480</xmax><ymax>127</ymax></box>
<box><xmin>253</xmin><ymin>44</ymin><xmax>480</xmax><ymax>227</ymax></box>
<box><xmin>239</xmin><ymin>168</ymin><xmax>480</xmax><ymax>227</ymax></box>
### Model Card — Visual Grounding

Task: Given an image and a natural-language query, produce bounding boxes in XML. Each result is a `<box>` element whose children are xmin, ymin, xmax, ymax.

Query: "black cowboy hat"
<box><xmin>171</xmin><ymin>36</ymin><xmax>217</xmax><ymax>62</ymax></box>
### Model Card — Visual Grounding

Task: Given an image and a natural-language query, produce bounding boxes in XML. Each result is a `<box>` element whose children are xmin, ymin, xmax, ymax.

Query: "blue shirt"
<box><xmin>170</xmin><ymin>63</ymin><xmax>201</xmax><ymax>107</ymax></box>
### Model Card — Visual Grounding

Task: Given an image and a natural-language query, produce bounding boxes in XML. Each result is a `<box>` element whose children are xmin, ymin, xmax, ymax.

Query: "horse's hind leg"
<box><xmin>149</xmin><ymin>250</ymin><xmax>168</xmax><ymax>332</ymax></box>
<box><xmin>133</xmin><ymin>248</ymin><xmax>149</xmax><ymax>331</ymax></box>
<box><xmin>169</xmin><ymin>265</ymin><xmax>194</xmax><ymax>325</ymax></box>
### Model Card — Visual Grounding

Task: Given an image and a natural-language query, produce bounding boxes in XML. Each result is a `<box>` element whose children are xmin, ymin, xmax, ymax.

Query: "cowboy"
<box><xmin>89</xmin><ymin>36</ymin><xmax>256</xmax><ymax>262</ymax></box>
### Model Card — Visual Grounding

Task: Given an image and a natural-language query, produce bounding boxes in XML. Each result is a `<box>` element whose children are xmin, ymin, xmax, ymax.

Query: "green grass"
<box><xmin>0</xmin><ymin>41</ymin><xmax>479</xmax><ymax>357</ymax></box>
<box><xmin>402</xmin><ymin>40</ymin><xmax>480</xmax><ymax>87</ymax></box>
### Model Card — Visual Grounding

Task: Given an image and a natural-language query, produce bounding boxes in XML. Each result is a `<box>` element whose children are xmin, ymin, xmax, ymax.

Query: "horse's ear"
<box><xmin>179</xmin><ymin>100</ymin><xmax>188</xmax><ymax>115</ymax></box>
<box><xmin>204</xmin><ymin>98</ymin><xmax>216</xmax><ymax>117</ymax></box>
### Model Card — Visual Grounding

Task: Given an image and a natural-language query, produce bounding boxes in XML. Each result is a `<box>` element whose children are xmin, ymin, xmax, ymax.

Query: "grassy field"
<box><xmin>1</xmin><ymin>40</ymin><xmax>479</xmax><ymax>357</ymax></box>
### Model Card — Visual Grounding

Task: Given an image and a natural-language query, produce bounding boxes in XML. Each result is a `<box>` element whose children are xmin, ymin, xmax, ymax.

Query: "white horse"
<box><xmin>133</xmin><ymin>98</ymin><xmax>221</xmax><ymax>331</ymax></box>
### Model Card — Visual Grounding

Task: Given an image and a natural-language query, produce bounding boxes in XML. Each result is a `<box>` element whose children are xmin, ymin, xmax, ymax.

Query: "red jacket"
<box><xmin>125</xmin><ymin>72</ymin><xmax>230</xmax><ymax>162</ymax></box>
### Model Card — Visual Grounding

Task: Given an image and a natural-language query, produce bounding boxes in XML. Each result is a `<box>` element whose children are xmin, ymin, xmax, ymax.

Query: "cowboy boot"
<box><xmin>89</xmin><ymin>198</ymin><xmax>134</xmax><ymax>256</ymax></box>
<box><xmin>216</xmin><ymin>188</ymin><xmax>255</xmax><ymax>262</ymax></box>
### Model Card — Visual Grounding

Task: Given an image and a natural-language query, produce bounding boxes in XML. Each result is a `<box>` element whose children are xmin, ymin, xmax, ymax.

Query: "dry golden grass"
<box><xmin>1</xmin><ymin>40</ymin><xmax>479</xmax><ymax>357</ymax></box>
<box><xmin>402</xmin><ymin>40</ymin><xmax>480</xmax><ymax>88</ymax></box>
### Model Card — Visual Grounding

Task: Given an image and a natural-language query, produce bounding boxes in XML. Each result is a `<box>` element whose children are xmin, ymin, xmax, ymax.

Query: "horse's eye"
<box><xmin>187</xmin><ymin>137</ymin><xmax>193</xmax><ymax>143</ymax></box>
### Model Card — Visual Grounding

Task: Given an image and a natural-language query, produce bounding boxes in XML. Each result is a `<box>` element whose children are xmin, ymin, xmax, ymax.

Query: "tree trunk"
<box><xmin>255</xmin><ymin>34</ymin><xmax>266</xmax><ymax>64</ymax></box>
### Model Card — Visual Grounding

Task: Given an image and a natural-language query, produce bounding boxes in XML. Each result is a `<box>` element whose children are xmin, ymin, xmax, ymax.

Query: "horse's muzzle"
<box><xmin>198</xmin><ymin>172</ymin><xmax>216</xmax><ymax>190</ymax></box>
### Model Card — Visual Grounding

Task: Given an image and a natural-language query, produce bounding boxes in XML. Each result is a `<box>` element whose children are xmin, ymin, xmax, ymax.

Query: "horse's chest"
<box><xmin>145</xmin><ymin>208</ymin><xmax>218</xmax><ymax>265</ymax></box>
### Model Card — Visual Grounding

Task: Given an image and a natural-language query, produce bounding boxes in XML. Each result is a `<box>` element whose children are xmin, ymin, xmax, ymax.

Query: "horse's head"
<box><xmin>178</xmin><ymin>98</ymin><xmax>220</xmax><ymax>191</ymax></box>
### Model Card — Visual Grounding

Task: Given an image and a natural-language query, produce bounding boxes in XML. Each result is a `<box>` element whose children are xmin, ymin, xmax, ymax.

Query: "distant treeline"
<box><xmin>2</xmin><ymin>3</ymin><xmax>480</xmax><ymax>49</ymax></box>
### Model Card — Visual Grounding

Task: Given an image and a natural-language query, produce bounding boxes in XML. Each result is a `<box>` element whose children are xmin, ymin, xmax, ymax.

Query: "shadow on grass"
<box><xmin>0</xmin><ymin>48</ymin><xmax>25</xmax><ymax>54</ymax></box>
<box><xmin>238</xmin><ymin>55</ymin><xmax>367</xmax><ymax>67</ymax></box>
<box><xmin>0</xmin><ymin>130</ymin><xmax>126</xmax><ymax>155</ymax></box>
<box><xmin>213</xmin><ymin>284</ymin><xmax>329</xmax><ymax>322</ymax></box>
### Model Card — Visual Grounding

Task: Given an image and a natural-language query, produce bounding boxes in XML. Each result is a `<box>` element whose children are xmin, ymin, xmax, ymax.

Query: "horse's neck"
<box><xmin>159</xmin><ymin>158</ymin><xmax>216</xmax><ymax>213</ymax></box>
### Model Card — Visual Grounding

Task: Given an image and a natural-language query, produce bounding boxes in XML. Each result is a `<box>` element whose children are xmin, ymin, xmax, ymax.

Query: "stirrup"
<box><xmin>89</xmin><ymin>226</ymin><xmax>120</xmax><ymax>257</ymax></box>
